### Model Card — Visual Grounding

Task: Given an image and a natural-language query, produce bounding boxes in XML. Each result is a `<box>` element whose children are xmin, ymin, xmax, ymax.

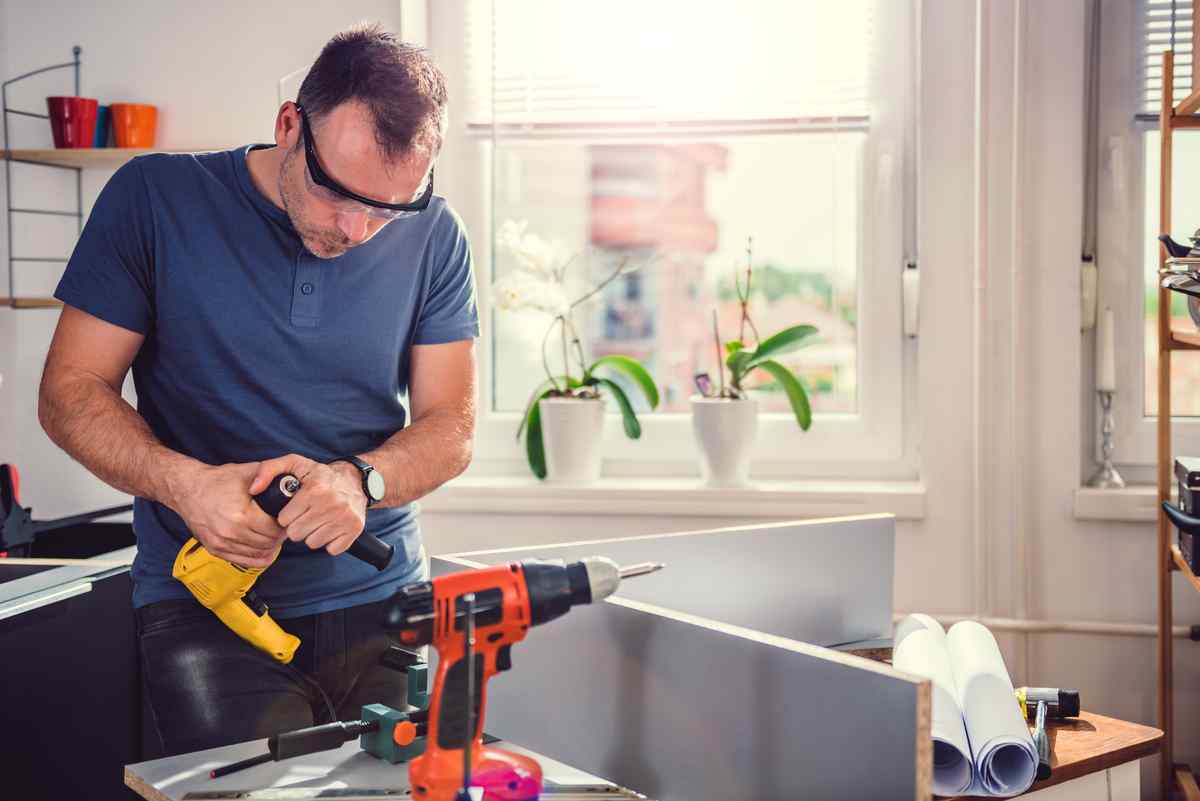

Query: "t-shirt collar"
<box><xmin>233</xmin><ymin>144</ymin><xmax>294</xmax><ymax>230</ymax></box>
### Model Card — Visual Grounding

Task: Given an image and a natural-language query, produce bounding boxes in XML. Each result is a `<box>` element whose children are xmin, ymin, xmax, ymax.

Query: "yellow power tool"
<box><xmin>172</xmin><ymin>473</ymin><xmax>394</xmax><ymax>663</ymax></box>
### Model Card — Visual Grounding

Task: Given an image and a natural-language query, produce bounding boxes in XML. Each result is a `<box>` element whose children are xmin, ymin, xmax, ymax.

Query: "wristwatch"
<box><xmin>334</xmin><ymin>456</ymin><xmax>386</xmax><ymax>507</ymax></box>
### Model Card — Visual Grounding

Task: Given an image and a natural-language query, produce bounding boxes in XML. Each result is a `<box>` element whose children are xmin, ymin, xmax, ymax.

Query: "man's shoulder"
<box><xmin>425</xmin><ymin>197</ymin><xmax>469</xmax><ymax>242</ymax></box>
<box><xmin>124</xmin><ymin>148</ymin><xmax>238</xmax><ymax>190</ymax></box>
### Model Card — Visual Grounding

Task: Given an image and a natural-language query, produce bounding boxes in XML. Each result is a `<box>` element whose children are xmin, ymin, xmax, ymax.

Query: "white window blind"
<box><xmin>465</xmin><ymin>0</ymin><xmax>875</xmax><ymax>130</ymax></box>
<box><xmin>1144</xmin><ymin>0</ymin><xmax>1194</xmax><ymax>115</ymax></box>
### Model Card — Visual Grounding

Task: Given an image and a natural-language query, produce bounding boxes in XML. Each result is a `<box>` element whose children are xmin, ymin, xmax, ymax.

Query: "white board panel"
<box><xmin>450</xmin><ymin>514</ymin><xmax>895</xmax><ymax>647</ymax></box>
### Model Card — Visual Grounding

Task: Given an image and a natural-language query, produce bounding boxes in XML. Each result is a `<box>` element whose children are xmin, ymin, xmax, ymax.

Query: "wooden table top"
<box><xmin>944</xmin><ymin>710</ymin><xmax>1162</xmax><ymax>799</ymax></box>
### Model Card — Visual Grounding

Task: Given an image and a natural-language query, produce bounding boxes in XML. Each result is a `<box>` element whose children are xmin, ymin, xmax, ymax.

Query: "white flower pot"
<box><xmin>539</xmin><ymin>396</ymin><xmax>604</xmax><ymax>484</ymax></box>
<box><xmin>690</xmin><ymin>395</ymin><xmax>758</xmax><ymax>488</ymax></box>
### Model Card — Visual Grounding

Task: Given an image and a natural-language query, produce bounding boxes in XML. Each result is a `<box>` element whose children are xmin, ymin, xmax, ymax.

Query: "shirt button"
<box><xmin>301</xmin><ymin>282</ymin><xmax>314</xmax><ymax>295</ymax></box>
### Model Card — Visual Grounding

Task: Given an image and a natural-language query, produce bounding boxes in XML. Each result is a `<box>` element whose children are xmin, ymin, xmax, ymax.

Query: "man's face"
<box><xmin>277</xmin><ymin>101</ymin><xmax>433</xmax><ymax>259</ymax></box>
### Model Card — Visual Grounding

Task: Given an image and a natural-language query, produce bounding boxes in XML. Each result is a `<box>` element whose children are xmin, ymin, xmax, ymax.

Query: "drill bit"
<box><xmin>618</xmin><ymin>562</ymin><xmax>665</xmax><ymax>580</ymax></box>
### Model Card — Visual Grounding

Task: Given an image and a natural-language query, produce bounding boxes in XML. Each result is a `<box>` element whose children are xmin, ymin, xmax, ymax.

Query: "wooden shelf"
<box><xmin>1178</xmin><ymin>764</ymin><xmax>1200</xmax><ymax>801</ymax></box>
<box><xmin>1170</xmin><ymin>545</ymin><xmax>1200</xmax><ymax>593</ymax></box>
<box><xmin>1170</xmin><ymin>330</ymin><xmax>1200</xmax><ymax>350</ymax></box>
<box><xmin>0</xmin><ymin>297</ymin><xmax>62</xmax><ymax>309</ymax></box>
<box><xmin>1</xmin><ymin>147</ymin><xmax>222</xmax><ymax>169</ymax></box>
<box><xmin>1177</xmin><ymin>89</ymin><xmax>1200</xmax><ymax>118</ymax></box>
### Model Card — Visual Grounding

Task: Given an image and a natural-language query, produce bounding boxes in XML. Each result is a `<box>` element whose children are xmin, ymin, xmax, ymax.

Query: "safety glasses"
<box><xmin>296</xmin><ymin>104</ymin><xmax>433</xmax><ymax>221</ymax></box>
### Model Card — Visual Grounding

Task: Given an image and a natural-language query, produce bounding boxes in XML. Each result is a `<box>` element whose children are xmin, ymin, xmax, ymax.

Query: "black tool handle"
<box><xmin>1163</xmin><ymin>501</ymin><xmax>1200</xmax><ymax>535</ymax></box>
<box><xmin>268</xmin><ymin>720</ymin><xmax>376</xmax><ymax>761</ymax></box>
<box><xmin>254</xmin><ymin>473</ymin><xmax>394</xmax><ymax>571</ymax></box>
<box><xmin>346</xmin><ymin>534</ymin><xmax>393</xmax><ymax>571</ymax></box>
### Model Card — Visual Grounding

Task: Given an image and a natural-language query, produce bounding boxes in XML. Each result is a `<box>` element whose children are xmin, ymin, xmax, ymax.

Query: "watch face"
<box><xmin>366</xmin><ymin>469</ymin><xmax>386</xmax><ymax>502</ymax></box>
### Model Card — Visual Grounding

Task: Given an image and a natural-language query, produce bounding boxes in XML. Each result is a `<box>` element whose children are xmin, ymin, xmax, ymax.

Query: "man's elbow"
<box><xmin>449</xmin><ymin>435</ymin><xmax>474</xmax><ymax>479</ymax></box>
<box><xmin>37</xmin><ymin>371</ymin><xmax>62</xmax><ymax>439</ymax></box>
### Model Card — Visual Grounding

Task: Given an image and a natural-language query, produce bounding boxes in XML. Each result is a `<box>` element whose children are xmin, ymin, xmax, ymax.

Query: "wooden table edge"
<box><xmin>943</xmin><ymin>712</ymin><xmax>1163</xmax><ymax>800</ymax></box>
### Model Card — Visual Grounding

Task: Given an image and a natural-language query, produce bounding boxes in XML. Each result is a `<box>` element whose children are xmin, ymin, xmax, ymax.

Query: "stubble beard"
<box><xmin>279</xmin><ymin>145</ymin><xmax>353</xmax><ymax>260</ymax></box>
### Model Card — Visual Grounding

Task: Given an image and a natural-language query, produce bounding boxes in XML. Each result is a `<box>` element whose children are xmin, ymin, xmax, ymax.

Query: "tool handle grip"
<box><xmin>255</xmin><ymin>474</ymin><xmax>393</xmax><ymax>570</ymax></box>
<box><xmin>269</xmin><ymin>722</ymin><xmax>354</xmax><ymax>761</ymax></box>
<box><xmin>253</xmin><ymin>475</ymin><xmax>297</xmax><ymax>519</ymax></box>
<box><xmin>348</xmin><ymin>534</ymin><xmax>393</xmax><ymax>571</ymax></box>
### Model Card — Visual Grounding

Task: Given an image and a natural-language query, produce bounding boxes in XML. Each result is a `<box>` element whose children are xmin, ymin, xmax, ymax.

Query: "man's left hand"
<box><xmin>249</xmin><ymin>455</ymin><xmax>368</xmax><ymax>556</ymax></box>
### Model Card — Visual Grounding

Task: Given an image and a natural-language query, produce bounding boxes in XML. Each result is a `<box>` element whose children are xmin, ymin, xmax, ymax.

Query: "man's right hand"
<box><xmin>170</xmin><ymin>462</ymin><xmax>288</xmax><ymax>568</ymax></box>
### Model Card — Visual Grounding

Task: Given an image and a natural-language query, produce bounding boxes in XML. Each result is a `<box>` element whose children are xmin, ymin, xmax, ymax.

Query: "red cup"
<box><xmin>46</xmin><ymin>96</ymin><xmax>99</xmax><ymax>148</ymax></box>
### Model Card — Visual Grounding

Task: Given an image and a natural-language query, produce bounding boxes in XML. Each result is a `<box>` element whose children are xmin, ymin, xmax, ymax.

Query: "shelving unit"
<box><xmin>1</xmin><ymin>48</ymin><xmax>221</xmax><ymax>309</ymax></box>
<box><xmin>2</xmin><ymin>47</ymin><xmax>85</xmax><ymax>310</ymax></box>
<box><xmin>1158</xmin><ymin>24</ymin><xmax>1200</xmax><ymax>799</ymax></box>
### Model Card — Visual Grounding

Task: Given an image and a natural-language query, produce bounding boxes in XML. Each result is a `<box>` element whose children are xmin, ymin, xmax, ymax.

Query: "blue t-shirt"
<box><xmin>53</xmin><ymin>145</ymin><xmax>479</xmax><ymax>618</ymax></box>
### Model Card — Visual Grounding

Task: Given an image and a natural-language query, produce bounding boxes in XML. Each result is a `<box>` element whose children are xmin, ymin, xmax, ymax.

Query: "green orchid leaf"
<box><xmin>746</xmin><ymin>325</ymin><xmax>818</xmax><ymax>368</ymax></box>
<box><xmin>724</xmin><ymin>340</ymin><xmax>745</xmax><ymax>355</ymax></box>
<box><xmin>522</xmin><ymin>388</ymin><xmax>558</xmax><ymax>479</ymax></box>
<box><xmin>516</xmin><ymin>377</ymin><xmax>569</xmax><ymax>440</ymax></box>
<box><xmin>588</xmin><ymin>354</ymin><xmax>660</xmax><ymax>409</ymax></box>
<box><xmin>754</xmin><ymin>359</ymin><xmax>812</xmax><ymax>431</ymax></box>
<box><xmin>594</xmin><ymin>377</ymin><xmax>642</xmax><ymax>439</ymax></box>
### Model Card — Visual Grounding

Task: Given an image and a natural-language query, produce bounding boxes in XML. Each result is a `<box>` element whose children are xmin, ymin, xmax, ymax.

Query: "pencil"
<box><xmin>210</xmin><ymin>752</ymin><xmax>272</xmax><ymax>779</ymax></box>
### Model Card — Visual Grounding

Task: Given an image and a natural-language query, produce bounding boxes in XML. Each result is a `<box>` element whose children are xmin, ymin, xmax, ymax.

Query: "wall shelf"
<box><xmin>1170</xmin><ymin>545</ymin><xmax>1200</xmax><ymax>593</ymax></box>
<box><xmin>2</xmin><ymin>147</ymin><xmax>205</xmax><ymax>169</ymax></box>
<box><xmin>1170</xmin><ymin>330</ymin><xmax>1200</xmax><ymax>350</ymax></box>
<box><xmin>0</xmin><ymin>293</ymin><xmax>61</xmax><ymax>306</ymax></box>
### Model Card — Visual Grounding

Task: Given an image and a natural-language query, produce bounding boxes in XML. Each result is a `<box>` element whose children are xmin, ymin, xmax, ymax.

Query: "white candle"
<box><xmin>1097</xmin><ymin>307</ymin><xmax>1116</xmax><ymax>392</ymax></box>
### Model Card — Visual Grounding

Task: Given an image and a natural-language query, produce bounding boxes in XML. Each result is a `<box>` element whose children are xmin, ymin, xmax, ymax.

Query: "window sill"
<box><xmin>418</xmin><ymin>476</ymin><xmax>926</xmax><ymax>519</ymax></box>
<box><xmin>1073</xmin><ymin>485</ymin><xmax>1172</xmax><ymax>522</ymax></box>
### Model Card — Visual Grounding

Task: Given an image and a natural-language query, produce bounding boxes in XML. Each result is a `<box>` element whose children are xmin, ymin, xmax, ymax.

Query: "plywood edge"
<box><xmin>914</xmin><ymin>678</ymin><xmax>933</xmax><ymax>801</ymax></box>
<box><xmin>444</xmin><ymin>512</ymin><xmax>895</xmax><ymax>558</ymax></box>
<box><xmin>125</xmin><ymin>765</ymin><xmax>173</xmax><ymax>801</ymax></box>
<box><xmin>435</xmin><ymin>553</ymin><xmax>920</xmax><ymax>685</ymax></box>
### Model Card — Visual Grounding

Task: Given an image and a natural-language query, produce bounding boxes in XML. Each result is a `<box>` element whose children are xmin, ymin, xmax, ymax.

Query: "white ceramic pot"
<box><xmin>539</xmin><ymin>396</ymin><xmax>605</xmax><ymax>484</ymax></box>
<box><xmin>690</xmin><ymin>395</ymin><xmax>758</xmax><ymax>488</ymax></box>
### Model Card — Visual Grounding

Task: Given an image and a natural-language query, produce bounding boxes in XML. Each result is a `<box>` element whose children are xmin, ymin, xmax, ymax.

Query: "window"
<box><xmin>1100</xmin><ymin>0</ymin><xmax>1200</xmax><ymax>471</ymax></box>
<box><xmin>431</xmin><ymin>1</ymin><xmax>915</xmax><ymax>478</ymax></box>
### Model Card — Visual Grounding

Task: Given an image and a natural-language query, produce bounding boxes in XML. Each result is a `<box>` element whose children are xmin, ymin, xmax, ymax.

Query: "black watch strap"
<box><xmin>334</xmin><ymin>456</ymin><xmax>385</xmax><ymax>507</ymax></box>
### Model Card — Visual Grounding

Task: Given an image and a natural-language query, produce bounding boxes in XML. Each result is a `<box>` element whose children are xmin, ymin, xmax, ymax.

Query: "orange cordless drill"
<box><xmin>381</xmin><ymin>557</ymin><xmax>661</xmax><ymax>801</ymax></box>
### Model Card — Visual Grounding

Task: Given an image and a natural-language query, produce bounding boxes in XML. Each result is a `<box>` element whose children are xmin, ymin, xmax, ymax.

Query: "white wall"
<box><xmin>0</xmin><ymin>1</ymin><xmax>1193</xmax><ymax>799</ymax></box>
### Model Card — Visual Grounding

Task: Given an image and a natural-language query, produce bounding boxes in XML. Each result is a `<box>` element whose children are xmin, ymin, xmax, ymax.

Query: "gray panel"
<box><xmin>428</xmin><ymin>562</ymin><xmax>923</xmax><ymax>801</ymax></box>
<box><xmin>451</xmin><ymin>516</ymin><xmax>894</xmax><ymax>647</ymax></box>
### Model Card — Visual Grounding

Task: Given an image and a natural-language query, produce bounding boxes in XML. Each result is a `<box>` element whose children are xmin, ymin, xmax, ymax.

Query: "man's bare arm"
<box><xmin>361</xmin><ymin>338</ymin><xmax>478</xmax><ymax>507</ymax></box>
<box><xmin>39</xmin><ymin>305</ymin><xmax>195</xmax><ymax>504</ymax></box>
<box><xmin>39</xmin><ymin>305</ymin><xmax>285</xmax><ymax>565</ymax></box>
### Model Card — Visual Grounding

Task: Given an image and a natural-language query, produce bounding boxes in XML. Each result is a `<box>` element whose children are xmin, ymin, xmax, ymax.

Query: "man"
<box><xmin>37</xmin><ymin>26</ymin><xmax>476</xmax><ymax>756</ymax></box>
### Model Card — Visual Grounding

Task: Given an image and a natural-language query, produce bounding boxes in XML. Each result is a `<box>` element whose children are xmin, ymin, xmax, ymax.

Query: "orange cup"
<box><xmin>110</xmin><ymin>103</ymin><xmax>157</xmax><ymax>147</ymax></box>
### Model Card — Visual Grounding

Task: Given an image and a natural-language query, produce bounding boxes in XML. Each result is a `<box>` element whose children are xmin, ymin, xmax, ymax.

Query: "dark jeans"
<box><xmin>137</xmin><ymin>596</ymin><xmax>409</xmax><ymax>757</ymax></box>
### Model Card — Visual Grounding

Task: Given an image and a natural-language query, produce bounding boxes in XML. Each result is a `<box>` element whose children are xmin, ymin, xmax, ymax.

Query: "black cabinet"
<box><xmin>1</xmin><ymin>568</ymin><xmax>143</xmax><ymax>800</ymax></box>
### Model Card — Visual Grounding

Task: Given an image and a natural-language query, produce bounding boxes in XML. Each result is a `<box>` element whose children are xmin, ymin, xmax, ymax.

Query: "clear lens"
<box><xmin>303</xmin><ymin>165</ymin><xmax>414</xmax><ymax>221</ymax></box>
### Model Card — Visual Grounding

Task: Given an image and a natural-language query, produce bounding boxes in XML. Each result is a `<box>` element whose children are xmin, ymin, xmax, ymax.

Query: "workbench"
<box><xmin>124</xmin><ymin>737</ymin><xmax>646</xmax><ymax>801</ymax></box>
<box><xmin>121</xmin><ymin>709</ymin><xmax>1161</xmax><ymax>801</ymax></box>
<box><xmin>946</xmin><ymin>711</ymin><xmax>1161</xmax><ymax>801</ymax></box>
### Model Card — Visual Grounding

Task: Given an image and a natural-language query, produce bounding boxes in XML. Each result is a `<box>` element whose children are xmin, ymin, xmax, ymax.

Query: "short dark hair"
<box><xmin>297</xmin><ymin>23</ymin><xmax>447</xmax><ymax>161</ymax></box>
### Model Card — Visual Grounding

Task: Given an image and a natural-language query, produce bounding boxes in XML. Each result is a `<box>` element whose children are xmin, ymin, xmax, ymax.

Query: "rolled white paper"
<box><xmin>946</xmin><ymin>621</ymin><xmax>1038</xmax><ymax>797</ymax></box>
<box><xmin>893</xmin><ymin>624</ymin><xmax>974</xmax><ymax>795</ymax></box>
<box><xmin>893</xmin><ymin>612</ymin><xmax>945</xmax><ymax>649</ymax></box>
